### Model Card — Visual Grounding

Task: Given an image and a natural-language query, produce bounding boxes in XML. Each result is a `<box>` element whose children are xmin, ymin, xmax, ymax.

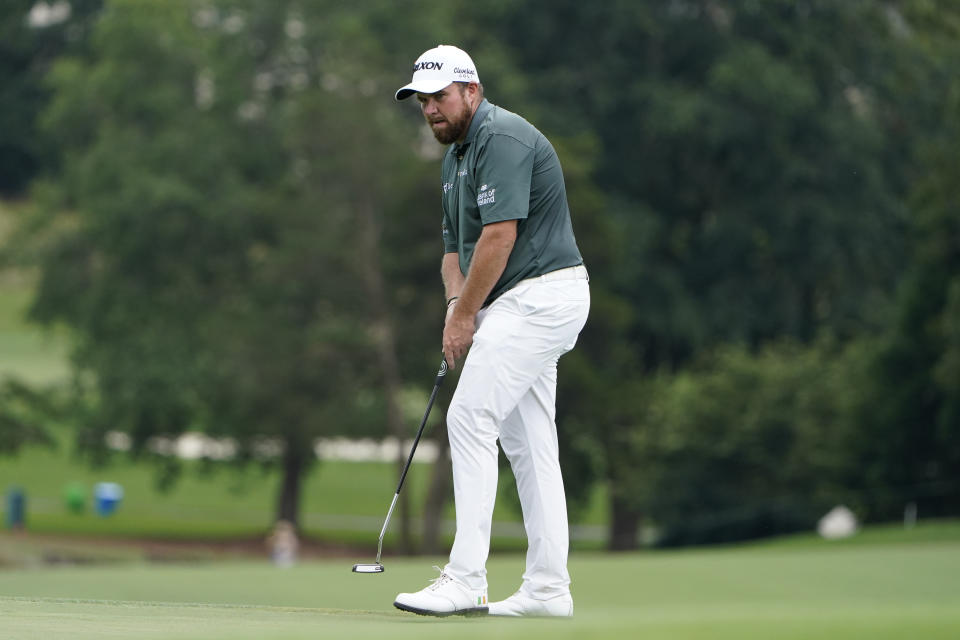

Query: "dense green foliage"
<box><xmin>843</xmin><ymin>34</ymin><xmax>960</xmax><ymax>522</ymax></box>
<box><xmin>0</xmin><ymin>0</ymin><xmax>102</xmax><ymax>195</ymax></box>
<box><xmin>456</xmin><ymin>0</ymin><xmax>960</xmax><ymax>545</ymax></box>
<box><xmin>1</xmin><ymin>0</ymin><xmax>959</xmax><ymax>547</ymax></box>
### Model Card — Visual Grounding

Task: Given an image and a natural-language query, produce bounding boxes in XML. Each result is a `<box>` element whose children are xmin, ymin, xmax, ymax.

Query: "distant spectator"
<box><xmin>266</xmin><ymin>519</ymin><xmax>299</xmax><ymax>567</ymax></box>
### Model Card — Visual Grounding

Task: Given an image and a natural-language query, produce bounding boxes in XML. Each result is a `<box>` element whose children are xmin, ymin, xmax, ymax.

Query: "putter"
<box><xmin>353</xmin><ymin>358</ymin><xmax>448</xmax><ymax>573</ymax></box>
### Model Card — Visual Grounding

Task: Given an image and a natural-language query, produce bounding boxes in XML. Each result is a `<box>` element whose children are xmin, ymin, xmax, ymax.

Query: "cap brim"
<box><xmin>394</xmin><ymin>78</ymin><xmax>457</xmax><ymax>101</ymax></box>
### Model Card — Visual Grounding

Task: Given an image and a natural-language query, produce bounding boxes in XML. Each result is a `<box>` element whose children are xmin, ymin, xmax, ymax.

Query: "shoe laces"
<box><xmin>427</xmin><ymin>566</ymin><xmax>453</xmax><ymax>591</ymax></box>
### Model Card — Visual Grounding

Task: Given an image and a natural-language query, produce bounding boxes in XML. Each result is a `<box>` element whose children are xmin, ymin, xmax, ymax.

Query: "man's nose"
<box><xmin>421</xmin><ymin>98</ymin><xmax>438</xmax><ymax>114</ymax></box>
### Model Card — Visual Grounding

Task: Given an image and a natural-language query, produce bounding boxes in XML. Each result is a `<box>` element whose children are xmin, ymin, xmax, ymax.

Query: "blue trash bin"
<box><xmin>94</xmin><ymin>482</ymin><xmax>124</xmax><ymax>517</ymax></box>
<box><xmin>5</xmin><ymin>487</ymin><xmax>26</xmax><ymax>530</ymax></box>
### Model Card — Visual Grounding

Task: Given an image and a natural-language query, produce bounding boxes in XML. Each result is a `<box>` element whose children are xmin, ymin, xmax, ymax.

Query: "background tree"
<box><xmin>845</xmin><ymin>6</ymin><xmax>960</xmax><ymax>520</ymax></box>
<box><xmin>456</xmin><ymin>0</ymin><xmax>947</xmax><ymax>547</ymax></box>
<box><xmin>0</xmin><ymin>0</ymin><xmax>103</xmax><ymax>196</ymax></box>
<box><xmin>632</xmin><ymin>341</ymin><xmax>867</xmax><ymax>546</ymax></box>
<box><xmin>0</xmin><ymin>380</ymin><xmax>57</xmax><ymax>455</ymax></box>
<box><xmin>16</xmin><ymin>0</ymin><xmax>448</xmax><ymax>533</ymax></box>
<box><xmin>4</xmin><ymin>0</ymin><xmax>960</xmax><ymax>551</ymax></box>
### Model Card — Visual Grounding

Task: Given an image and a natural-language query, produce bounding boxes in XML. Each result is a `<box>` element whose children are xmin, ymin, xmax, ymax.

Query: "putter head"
<box><xmin>352</xmin><ymin>563</ymin><xmax>385</xmax><ymax>574</ymax></box>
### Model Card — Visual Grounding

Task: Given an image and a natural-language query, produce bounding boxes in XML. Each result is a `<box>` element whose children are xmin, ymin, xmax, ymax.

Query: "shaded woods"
<box><xmin>1</xmin><ymin>0</ymin><xmax>958</xmax><ymax>549</ymax></box>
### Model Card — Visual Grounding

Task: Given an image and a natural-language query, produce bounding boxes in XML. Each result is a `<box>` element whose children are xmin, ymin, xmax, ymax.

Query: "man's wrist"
<box><xmin>446</xmin><ymin>296</ymin><xmax>459</xmax><ymax>307</ymax></box>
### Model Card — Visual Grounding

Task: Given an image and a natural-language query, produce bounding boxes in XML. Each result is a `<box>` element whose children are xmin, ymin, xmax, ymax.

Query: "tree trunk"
<box><xmin>276</xmin><ymin>437</ymin><xmax>306</xmax><ymax>529</ymax></box>
<box><xmin>421</xmin><ymin>412</ymin><xmax>452</xmax><ymax>554</ymax></box>
<box><xmin>608</xmin><ymin>494</ymin><xmax>642</xmax><ymax>551</ymax></box>
<box><xmin>354</xmin><ymin>199</ymin><xmax>411</xmax><ymax>552</ymax></box>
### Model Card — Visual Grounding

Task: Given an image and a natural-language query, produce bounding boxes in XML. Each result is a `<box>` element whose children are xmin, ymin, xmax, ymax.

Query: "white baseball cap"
<box><xmin>395</xmin><ymin>45</ymin><xmax>480</xmax><ymax>101</ymax></box>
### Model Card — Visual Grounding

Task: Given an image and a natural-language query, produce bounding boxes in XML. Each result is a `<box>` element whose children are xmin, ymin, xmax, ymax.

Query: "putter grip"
<box><xmin>435</xmin><ymin>358</ymin><xmax>448</xmax><ymax>387</ymax></box>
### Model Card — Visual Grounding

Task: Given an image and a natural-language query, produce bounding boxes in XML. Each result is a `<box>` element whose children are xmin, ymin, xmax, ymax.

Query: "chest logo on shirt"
<box><xmin>443</xmin><ymin>182</ymin><xmax>453</xmax><ymax>194</ymax></box>
<box><xmin>477</xmin><ymin>184</ymin><xmax>496</xmax><ymax>206</ymax></box>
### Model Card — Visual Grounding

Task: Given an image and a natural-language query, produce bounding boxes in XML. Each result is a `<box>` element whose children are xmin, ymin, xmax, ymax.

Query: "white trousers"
<box><xmin>444</xmin><ymin>265</ymin><xmax>590</xmax><ymax>599</ymax></box>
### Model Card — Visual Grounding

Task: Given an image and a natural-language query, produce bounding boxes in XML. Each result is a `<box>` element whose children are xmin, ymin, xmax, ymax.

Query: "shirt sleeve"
<box><xmin>441</xmin><ymin>156</ymin><xmax>458</xmax><ymax>253</ymax></box>
<box><xmin>473</xmin><ymin>134</ymin><xmax>534</xmax><ymax>224</ymax></box>
<box><xmin>442</xmin><ymin>213</ymin><xmax>457</xmax><ymax>253</ymax></box>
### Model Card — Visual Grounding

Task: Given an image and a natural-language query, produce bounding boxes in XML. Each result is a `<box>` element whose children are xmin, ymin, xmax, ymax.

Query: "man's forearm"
<box><xmin>442</xmin><ymin>253</ymin><xmax>465</xmax><ymax>302</ymax></box>
<box><xmin>451</xmin><ymin>220</ymin><xmax>517</xmax><ymax>317</ymax></box>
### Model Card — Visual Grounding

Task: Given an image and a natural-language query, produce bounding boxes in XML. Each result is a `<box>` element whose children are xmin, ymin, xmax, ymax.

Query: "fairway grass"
<box><xmin>1</xmin><ymin>540</ymin><xmax>958</xmax><ymax>640</ymax></box>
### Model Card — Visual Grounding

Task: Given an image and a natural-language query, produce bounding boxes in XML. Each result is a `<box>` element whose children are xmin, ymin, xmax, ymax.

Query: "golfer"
<box><xmin>392</xmin><ymin>45</ymin><xmax>590</xmax><ymax>618</ymax></box>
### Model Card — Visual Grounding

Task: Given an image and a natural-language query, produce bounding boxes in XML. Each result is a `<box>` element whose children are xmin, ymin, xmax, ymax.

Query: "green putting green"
<box><xmin>0</xmin><ymin>536</ymin><xmax>957</xmax><ymax>639</ymax></box>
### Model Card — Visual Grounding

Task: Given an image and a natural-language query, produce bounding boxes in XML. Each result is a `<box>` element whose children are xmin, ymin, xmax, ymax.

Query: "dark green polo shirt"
<box><xmin>441</xmin><ymin>99</ymin><xmax>583</xmax><ymax>306</ymax></box>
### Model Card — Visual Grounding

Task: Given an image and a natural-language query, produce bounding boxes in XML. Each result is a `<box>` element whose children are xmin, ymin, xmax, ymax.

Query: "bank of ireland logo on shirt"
<box><xmin>477</xmin><ymin>184</ymin><xmax>496</xmax><ymax>207</ymax></box>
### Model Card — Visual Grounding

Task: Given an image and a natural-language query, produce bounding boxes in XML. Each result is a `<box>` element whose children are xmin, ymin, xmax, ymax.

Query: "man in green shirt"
<box><xmin>393</xmin><ymin>45</ymin><xmax>590</xmax><ymax>618</ymax></box>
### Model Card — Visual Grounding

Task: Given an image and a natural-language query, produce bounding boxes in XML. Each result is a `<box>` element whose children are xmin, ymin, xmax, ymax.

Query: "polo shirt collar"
<box><xmin>455</xmin><ymin>99</ymin><xmax>492</xmax><ymax>155</ymax></box>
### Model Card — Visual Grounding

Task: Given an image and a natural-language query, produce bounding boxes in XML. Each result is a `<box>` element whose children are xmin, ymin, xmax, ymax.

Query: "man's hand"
<box><xmin>443</xmin><ymin>303</ymin><xmax>475</xmax><ymax>369</ymax></box>
<box><xmin>439</xmin><ymin>220</ymin><xmax>516</xmax><ymax>369</ymax></box>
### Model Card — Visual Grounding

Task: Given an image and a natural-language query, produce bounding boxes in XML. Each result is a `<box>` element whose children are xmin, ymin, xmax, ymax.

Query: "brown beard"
<box><xmin>429</xmin><ymin>100</ymin><xmax>473</xmax><ymax>145</ymax></box>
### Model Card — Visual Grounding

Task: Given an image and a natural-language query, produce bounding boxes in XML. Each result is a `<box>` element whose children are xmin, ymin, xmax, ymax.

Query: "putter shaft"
<box><xmin>352</xmin><ymin>358</ymin><xmax>447</xmax><ymax>573</ymax></box>
<box><xmin>376</xmin><ymin>493</ymin><xmax>400</xmax><ymax>565</ymax></box>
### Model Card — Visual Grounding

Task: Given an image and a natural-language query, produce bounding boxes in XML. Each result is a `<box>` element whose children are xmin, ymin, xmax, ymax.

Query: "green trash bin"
<box><xmin>64</xmin><ymin>483</ymin><xmax>87</xmax><ymax>514</ymax></box>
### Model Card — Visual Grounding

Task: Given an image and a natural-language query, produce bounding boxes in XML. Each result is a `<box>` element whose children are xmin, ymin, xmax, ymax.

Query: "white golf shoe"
<box><xmin>393</xmin><ymin>569</ymin><xmax>489</xmax><ymax>617</ymax></box>
<box><xmin>487</xmin><ymin>590</ymin><xmax>574</xmax><ymax>617</ymax></box>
